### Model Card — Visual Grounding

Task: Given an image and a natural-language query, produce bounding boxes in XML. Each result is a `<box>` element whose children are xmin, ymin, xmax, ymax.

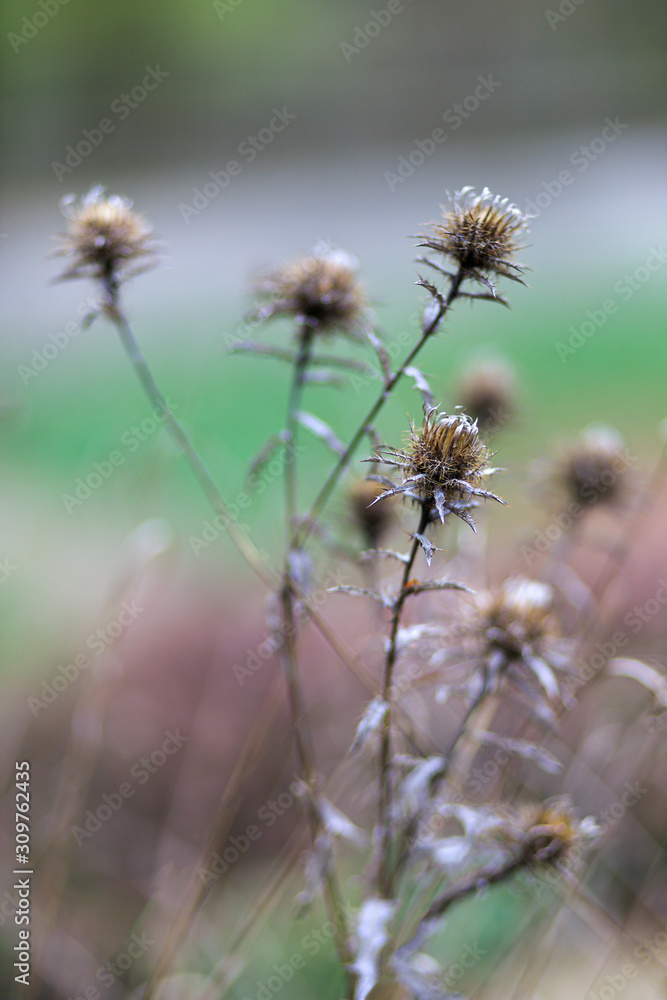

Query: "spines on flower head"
<box><xmin>54</xmin><ymin>186</ymin><xmax>155</xmax><ymax>291</ymax></box>
<box><xmin>253</xmin><ymin>248</ymin><xmax>368</xmax><ymax>339</ymax></box>
<box><xmin>416</xmin><ymin>186</ymin><xmax>529</xmax><ymax>296</ymax></box>
<box><xmin>370</xmin><ymin>407</ymin><xmax>505</xmax><ymax>531</ymax></box>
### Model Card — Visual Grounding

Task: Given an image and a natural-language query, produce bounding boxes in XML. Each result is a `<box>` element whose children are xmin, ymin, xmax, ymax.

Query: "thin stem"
<box><xmin>296</xmin><ymin>268</ymin><xmax>465</xmax><ymax>549</ymax></box>
<box><xmin>108</xmin><ymin>302</ymin><xmax>274</xmax><ymax>590</ymax></box>
<box><xmin>378</xmin><ymin>503</ymin><xmax>430</xmax><ymax>897</ymax></box>
<box><xmin>279</xmin><ymin>322</ymin><xmax>354</xmax><ymax>983</ymax></box>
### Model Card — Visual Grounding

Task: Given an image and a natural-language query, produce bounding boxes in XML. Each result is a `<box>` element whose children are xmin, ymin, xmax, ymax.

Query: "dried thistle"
<box><xmin>540</xmin><ymin>424</ymin><xmax>631</xmax><ymax>509</ymax></box>
<box><xmin>416</xmin><ymin>186</ymin><xmax>529</xmax><ymax>295</ymax></box>
<box><xmin>54</xmin><ymin>185</ymin><xmax>155</xmax><ymax>288</ymax></box>
<box><xmin>371</xmin><ymin>408</ymin><xmax>504</xmax><ymax>530</ymax></box>
<box><xmin>253</xmin><ymin>249</ymin><xmax>368</xmax><ymax>338</ymax></box>
<box><xmin>518</xmin><ymin>798</ymin><xmax>599</xmax><ymax>867</ymax></box>
<box><xmin>348</xmin><ymin>479</ymin><xmax>395</xmax><ymax>548</ymax></box>
<box><xmin>465</xmin><ymin>577</ymin><xmax>567</xmax><ymax>705</ymax></box>
<box><xmin>455</xmin><ymin>356</ymin><xmax>518</xmax><ymax>432</ymax></box>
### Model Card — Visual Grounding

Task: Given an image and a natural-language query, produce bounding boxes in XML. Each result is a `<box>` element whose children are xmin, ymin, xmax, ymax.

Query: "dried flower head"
<box><xmin>253</xmin><ymin>250</ymin><xmax>367</xmax><ymax>338</ymax></box>
<box><xmin>455</xmin><ymin>356</ymin><xmax>518</xmax><ymax>432</ymax></box>
<box><xmin>541</xmin><ymin>424</ymin><xmax>631</xmax><ymax>509</ymax></box>
<box><xmin>371</xmin><ymin>408</ymin><xmax>504</xmax><ymax>530</ymax></box>
<box><xmin>348</xmin><ymin>479</ymin><xmax>395</xmax><ymax>548</ymax></box>
<box><xmin>519</xmin><ymin>798</ymin><xmax>599</xmax><ymax>867</ymax></box>
<box><xmin>476</xmin><ymin>577</ymin><xmax>556</xmax><ymax>661</ymax></box>
<box><xmin>54</xmin><ymin>186</ymin><xmax>155</xmax><ymax>288</ymax></box>
<box><xmin>463</xmin><ymin>577</ymin><xmax>568</xmax><ymax>706</ymax></box>
<box><xmin>417</xmin><ymin>186</ymin><xmax>529</xmax><ymax>294</ymax></box>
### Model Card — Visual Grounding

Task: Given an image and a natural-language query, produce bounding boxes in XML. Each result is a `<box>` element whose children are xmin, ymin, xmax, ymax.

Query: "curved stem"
<box><xmin>110</xmin><ymin>304</ymin><xmax>274</xmax><ymax>590</ymax></box>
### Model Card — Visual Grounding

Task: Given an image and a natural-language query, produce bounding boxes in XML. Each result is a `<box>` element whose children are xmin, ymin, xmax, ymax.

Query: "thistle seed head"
<box><xmin>476</xmin><ymin>577</ymin><xmax>556</xmax><ymax>660</ymax></box>
<box><xmin>372</xmin><ymin>408</ymin><xmax>504</xmax><ymax>530</ymax></box>
<box><xmin>520</xmin><ymin>799</ymin><xmax>598</xmax><ymax>866</ymax></box>
<box><xmin>455</xmin><ymin>356</ymin><xmax>518</xmax><ymax>432</ymax></box>
<box><xmin>253</xmin><ymin>249</ymin><xmax>367</xmax><ymax>338</ymax></box>
<box><xmin>417</xmin><ymin>186</ymin><xmax>529</xmax><ymax>293</ymax></box>
<box><xmin>547</xmin><ymin>424</ymin><xmax>631</xmax><ymax>508</ymax></box>
<box><xmin>54</xmin><ymin>186</ymin><xmax>155</xmax><ymax>288</ymax></box>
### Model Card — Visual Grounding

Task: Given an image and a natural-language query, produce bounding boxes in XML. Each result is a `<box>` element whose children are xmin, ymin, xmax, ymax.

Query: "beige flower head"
<box><xmin>55</xmin><ymin>186</ymin><xmax>155</xmax><ymax>288</ymax></box>
<box><xmin>371</xmin><ymin>408</ymin><xmax>504</xmax><ymax>530</ymax></box>
<box><xmin>417</xmin><ymin>186</ymin><xmax>529</xmax><ymax>295</ymax></box>
<box><xmin>519</xmin><ymin>798</ymin><xmax>599</xmax><ymax>867</ymax></box>
<box><xmin>253</xmin><ymin>250</ymin><xmax>367</xmax><ymax>338</ymax></box>
<box><xmin>475</xmin><ymin>577</ymin><xmax>556</xmax><ymax>661</ymax></box>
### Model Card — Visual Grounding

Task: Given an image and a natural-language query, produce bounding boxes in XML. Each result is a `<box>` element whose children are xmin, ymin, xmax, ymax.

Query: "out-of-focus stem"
<box><xmin>378</xmin><ymin>503</ymin><xmax>430</xmax><ymax>897</ymax></box>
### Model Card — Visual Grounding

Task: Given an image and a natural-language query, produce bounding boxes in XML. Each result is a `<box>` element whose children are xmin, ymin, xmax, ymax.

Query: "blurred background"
<box><xmin>1</xmin><ymin>1</ymin><xmax>666</xmax><ymax>997</ymax></box>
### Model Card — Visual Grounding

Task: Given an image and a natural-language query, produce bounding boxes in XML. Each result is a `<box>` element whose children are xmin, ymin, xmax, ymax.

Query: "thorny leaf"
<box><xmin>403</xmin><ymin>580</ymin><xmax>474</xmax><ymax>598</ymax></box>
<box><xmin>475</xmin><ymin>732</ymin><xmax>563</xmax><ymax>774</ymax></box>
<box><xmin>294</xmin><ymin>831</ymin><xmax>332</xmax><ymax>915</ymax></box>
<box><xmin>393</xmin><ymin>756</ymin><xmax>446</xmax><ymax>821</ymax></box>
<box><xmin>360</xmin><ymin>549</ymin><xmax>410</xmax><ymax>565</ymax></box>
<box><xmin>320</xmin><ymin>798</ymin><xmax>368</xmax><ymax>846</ymax></box>
<box><xmin>245</xmin><ymin>431</ymin><xmax>290</xmax><ymax>485</ymax></box>
<box><xmin>523</xmin><ymin>654</ymin><xmax>560</xmax><ymax>701</ymax></box>
<box><xmin>353</xmin><ymin>898</ymin><xmax>397</xmax><ymax>1000</ymax></box>
<box><xmin>350</xmin><ymin>697</ymin><xmax>390</xmax><ymax>754</ymax></box>
<box><xmin>395</xmin><ymin>623</ymin><xmax>449</xmax><ymax>653</ymax></box>
<box><xmin>607</xmin><ymin>658</ymin><xmax>667</xmax><ymax>708</ymax></box>
<box><xmin>404</xmin><ymin>366</ymin><xmax>434</xmax><ymax>408</ymax></box>
<box><xmin>328</xmin><ymin>584</ymin><xmax>392</xmax><ymax>608</ymax></box>
<box><xmin>295</xmin><ymin>410</ymin><xmax>346</xmax><ymax>455</ymax></box>
<box><xmin>227</xmin><ymin>340</ymin><xmax>296</xmax><ymax>362</ymax></box>
<box><xmin>366</xmin><ymin>328</ymin><xmax>392</xmax><ymax>386</ymax></box>
<box><xmin>411</xmin><ymin>533</ymin><xmax>440</xmax><ymax>566</ymax></box>
<box><xmin>302</xmin><ymin>369</ymin><xmax>346</xmax><ymax>387</ymax></box>
<box><xmin>392</xmin><ymin>957</ymin><xmax>462</xmax><ymax>1000</ymax></box>
<box><xmin>415</xmin><ymin>276</ymin><xmax>446</xmax><ymax>309</ymax></box>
